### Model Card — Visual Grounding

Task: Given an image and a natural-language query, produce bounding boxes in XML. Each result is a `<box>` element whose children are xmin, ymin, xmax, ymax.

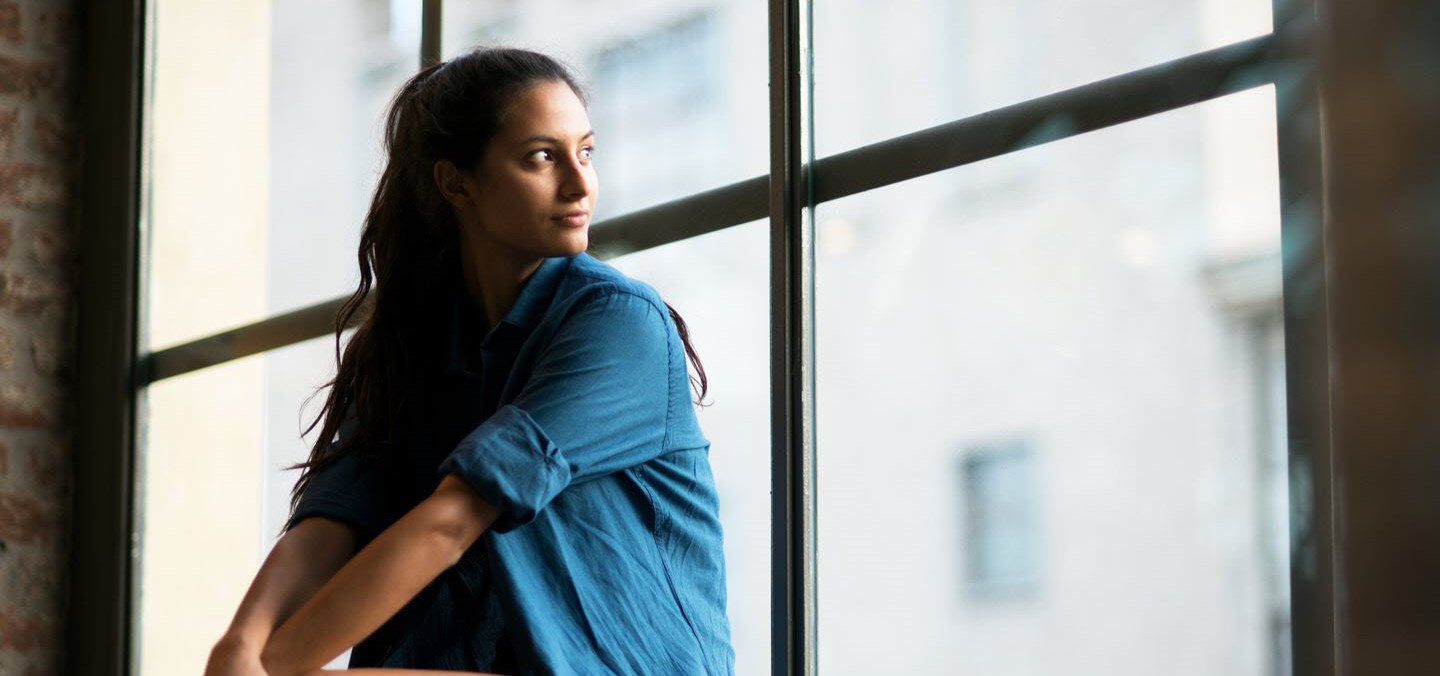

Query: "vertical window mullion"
<box><xmin>769</xmin><ymin>0</ymin><xmax>815</xmax><ymax>674</ymax></box>
<box><xmin>1271</xmin><ymin>0</ymin><xmax>1336</xmax><ymax>674</ymax></box>
<box><xmin>75</xmin><ymin>0</ymin><xmax>146</xmax><ymax>673</ymax></box>
<box><xmin>421</xmin><ymin>0</ymin><xmax>442</xmax><ymax>68</ymax></box>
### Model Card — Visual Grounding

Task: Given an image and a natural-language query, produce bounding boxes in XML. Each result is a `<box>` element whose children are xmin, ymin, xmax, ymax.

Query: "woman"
<box><xmin>205</xmin><ymin>48</ymin><xmax>734</xmax><ymax>675</ymax></box>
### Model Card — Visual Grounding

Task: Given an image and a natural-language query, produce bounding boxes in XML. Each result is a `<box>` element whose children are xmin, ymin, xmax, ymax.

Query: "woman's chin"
<box><xmin>557</xmin><ymin>231</ymin><xmax>589</xmax><ymax>256</ymax></box>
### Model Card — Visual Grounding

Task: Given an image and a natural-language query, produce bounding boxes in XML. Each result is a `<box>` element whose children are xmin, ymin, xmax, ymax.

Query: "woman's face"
<box><xmin>453</xmin><ymin>80</ymin><xmax>598</xmax><ymax>268</ymax></box>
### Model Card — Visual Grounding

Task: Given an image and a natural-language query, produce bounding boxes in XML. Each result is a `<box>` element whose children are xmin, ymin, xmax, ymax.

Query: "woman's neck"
<box><xmin>461</xmin><ymin>251</ymin><xmax>542</xmax><ymax>332</ymax></box>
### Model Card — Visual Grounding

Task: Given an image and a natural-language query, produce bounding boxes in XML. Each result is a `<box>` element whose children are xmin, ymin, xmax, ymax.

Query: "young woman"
<box><xmin>205</xmin><ymin>48</ymin><xmax>733</xmax><ymax>675</ymax></box>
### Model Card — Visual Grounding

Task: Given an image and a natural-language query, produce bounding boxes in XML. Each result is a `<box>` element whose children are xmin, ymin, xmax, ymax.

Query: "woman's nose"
<box><xmin>560</xmin><ymin>157</ymin><xmax>595</xmax><ymax>200</ymax></box>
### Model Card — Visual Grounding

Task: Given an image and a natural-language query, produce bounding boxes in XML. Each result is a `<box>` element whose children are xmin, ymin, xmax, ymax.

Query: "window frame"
<box><xmin>71</xmin><ymin>0</ymin><xmax>145</xmax><ymax>673</ymax></box>
<box><xmin>72</xmin><ymin>0</ymin><xmax>1338</xmax><ymax>674</ymax></box>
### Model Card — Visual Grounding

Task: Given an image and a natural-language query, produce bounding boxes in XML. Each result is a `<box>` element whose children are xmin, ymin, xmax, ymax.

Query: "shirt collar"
<box><xmin>444</xmin><ymin>255</ymin><xmax>572</xmax><ymax>375</ymax></box>
<box><xmin>502</xmin><ymin>255</ymin><xmax>571</xmax><ymax>332</ymax></box>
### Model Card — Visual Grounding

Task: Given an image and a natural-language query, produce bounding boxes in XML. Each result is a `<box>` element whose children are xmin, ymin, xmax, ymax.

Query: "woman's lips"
<box><xmin>554</xmin><ymin>211</ymin><xmax>590</xmax><ymax>228</ymax></box>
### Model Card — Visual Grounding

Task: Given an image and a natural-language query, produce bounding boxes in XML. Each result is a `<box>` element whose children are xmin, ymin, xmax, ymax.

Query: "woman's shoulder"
<box><xmin>529</xmin><ymin>253</ymin><xmax>679</xmax><ymax>353</ymax></box>
<box><xmin>556</xmin><ymin>252</ymin><xmax>668</xmax><ymax>314</ymax></box>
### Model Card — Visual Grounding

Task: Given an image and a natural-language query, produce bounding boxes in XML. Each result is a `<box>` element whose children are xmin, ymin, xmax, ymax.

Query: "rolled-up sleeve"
<box><xmin>437</xmin><ymin>288</ymin><xmax>671</xmax><ymax>532</ymax></box>
<box><xmin>286</xmin><ymin>413</ymin><xmax>388</xmax><ymax>540</ymax></box>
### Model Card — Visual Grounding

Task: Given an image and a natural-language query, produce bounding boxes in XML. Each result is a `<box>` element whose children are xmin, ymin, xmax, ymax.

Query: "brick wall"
<box><xmin>0</xmin><ymin>0</ymin><xmax>77</xmax><ymax>674</ymax></box>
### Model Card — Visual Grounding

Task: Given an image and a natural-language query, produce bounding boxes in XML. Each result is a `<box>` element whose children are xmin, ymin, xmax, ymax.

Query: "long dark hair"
<box><xmin>289</xmin><ymin>47</ymin><xmax>708</xmax><ymax>514</ymax></box>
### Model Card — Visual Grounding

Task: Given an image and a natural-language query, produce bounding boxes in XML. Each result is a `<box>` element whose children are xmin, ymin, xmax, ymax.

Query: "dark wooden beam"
<box><xmin>68</xmin><ymin>0</ymin><xmax>144</xmax><ymax>674</ymax></box>
<box><xmin>1319</xmin><ymin>0</ymin><xmax>1440</xmax><ymax>672</ymax></box>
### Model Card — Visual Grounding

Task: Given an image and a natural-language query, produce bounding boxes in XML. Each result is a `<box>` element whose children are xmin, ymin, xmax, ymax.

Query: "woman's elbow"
<box><xmin>259</xmin><ymin>658</ymin><xmax>333</xmax><ymax>676</ymax></box>
<box><xmin>258</xmin><ymin>646</ymin><xmax>310</xmax><ymax>676</ymax></box>
<box><xmin>426</xmin><ymin>474</ymin><xmax>502</xmax><ymax>559</ymax></box>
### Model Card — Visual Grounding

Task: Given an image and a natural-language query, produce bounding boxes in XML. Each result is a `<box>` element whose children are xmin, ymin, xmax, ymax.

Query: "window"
<box><xmin>105</xmin><ymin>1</ymin><xmax>1326</xmax><ymax>675</ymax></box>
<box><xmin>590</xmin><ymin>13</ymin><xmax>725</xmax><ymax>216</ymax></box>
<box><xmin>813</xmin><ymin>86</ymin><xmax>1289</xmax><ymax>672</ymax></box>
<box><xmin>134</xmin><ymin>2</ymin><xmax>770</xmax><ymax>674</ymax></box>
<box><xmin>961</xmin><ymin>440</ymin><xmax>1039</xmax><ymax>596</ymax></box>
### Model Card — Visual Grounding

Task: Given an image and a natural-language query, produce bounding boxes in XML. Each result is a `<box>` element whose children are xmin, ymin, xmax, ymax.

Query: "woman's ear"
<box><xmin>433</xmin><ymin>159</ymin><xmax>472</xmax><ymax>212</ymax></box>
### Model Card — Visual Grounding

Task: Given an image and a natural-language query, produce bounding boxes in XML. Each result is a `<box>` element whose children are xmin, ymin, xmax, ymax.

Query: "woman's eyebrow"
<box><xmin>519</xmin><ymin>130</ymin><xmax>596</xmax><ymax>145</ymax></box>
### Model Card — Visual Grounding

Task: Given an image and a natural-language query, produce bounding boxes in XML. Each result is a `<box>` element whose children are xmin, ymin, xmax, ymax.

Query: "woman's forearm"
<box><xmin>261</xmin><ymin>475</ymin><xmax>500</xmax><ymax>676</ymax></box>
<box><xmin>303</xmin><ymin>670</ymin><xmax>504</xmax><ymax>675</ymax></box>
<box><xmin>217</xmin><ymin>517</ymin><xmax>358</xmax><ymax>647</ymax></box>
<box><xmin>207</xmin><ymin>517</ymin><xmax>357</xmax><ymax>675</ymax></box>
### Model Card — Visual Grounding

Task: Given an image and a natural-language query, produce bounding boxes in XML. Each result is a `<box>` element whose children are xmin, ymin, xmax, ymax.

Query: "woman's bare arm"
<box><xmin>206</xmin><ymin>517</ymin><xmax>358</xmax><ymax>674</ymax></box>
<box><xmin>260</xmin><ymin>475</ymin><xmax>500</xmax><ymax>676</ymax></box>
<box><xmin>301</xmin><ymin>670</ymin><xmax>503</xmax><ymax>675</ymax></box>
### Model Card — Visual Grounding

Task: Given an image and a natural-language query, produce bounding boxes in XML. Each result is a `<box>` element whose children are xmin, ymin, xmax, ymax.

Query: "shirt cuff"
<box><xmin>285</xmin><ymin>496</ymin><xmax>382</xmax><ymax>542</ymax></box>
<box><xmin>285</xmin><ymin>451</ymin><xmax>388</xmax><ymax>541</ymax></box>
<box><xmin>437</xmin><ymin>404</ymin><xmax>573</xmax><ymax>533</ymax></box>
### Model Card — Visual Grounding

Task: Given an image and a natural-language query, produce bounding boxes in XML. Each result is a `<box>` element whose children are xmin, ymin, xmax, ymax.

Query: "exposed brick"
<box><xmin>0</xmin><ymin>164</ymin><xmax>64</xmax><ymax>209</ymax></box>
<box><xmin>29</xmin><ymin>113</ymin><xmax>69</xmax><ymax>160</ymax></box>
<box><xmin>0</xmin><ymin>546</ymin><xmax>62</xmax><ymax>625</ymax></box>
<box><xmin>0</xmin><ymin>271</ymin><xmax>61</xmax><ymax>316</ymax></box>
<box><xmin>27</xmin><ymin>224</ymin><xmax>67</xmax><ymax>266</ymax></box>
<box><xmin>0</xmin><ymin>493</ymin><xmax>48</xmax><ymax>545</ymax></box>
<box><xmin>0</xmin><ymin>108</ymin><xmax>16</xmax><ymax>156</ymax></box>
<box><xmin>0</xmin><ymin>1</ymin><xmax>19</xmax><ymax>45</ymax></box>
<box><xmin>23</xmin><ymin>435</ymin><xmax>68</xmax><ymax>507</ymax></box>
<box><xmin>0</xmin><ymin>609</ymin><xmax>51</xmax><ymax>653</ymax></box>
<box><xmin>29</xmin><ymin>330</ymin><xmax>62</xmax><ymax>375</ymax></box>
<box><xmin>0</xmin><ymin>0</ymin><xmax>73</xmax><ymax>671</ymax></box>
<box><xmin>26</xmin><ymin>437</ymin><xmax>66</xmax><ymax>495</ymax></box>
<box><xmin>35</xmin><ymin>10</ymin><xmax>72</xmax><ymax>52</ymax></box>
<box><xmin>0</xmin><ymin>324</ymin><xmax>13</xmax><ymax>370</ymax></box>
<box><xmin>0</xmin><ymin>385</ymin><xmax>52</xmax><ymax>428</ymax></box>
<box><xmin>0</xmin><ymin>611</ymin><xmax>39</xmax><ymax>650</ymax></box>
<box><xmin>0</xmin><ymin>54</ymin><xmax>57</xmax><ymax>100</ymax></box>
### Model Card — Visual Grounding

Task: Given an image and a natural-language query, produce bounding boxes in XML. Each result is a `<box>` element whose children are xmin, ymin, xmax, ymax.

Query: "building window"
<box><xmin>588</xmin><ymin>13</ymin><xmax>723</xmax><ymax>216</ymax></box>
<box><xmin>960</xmin><ymin>439</ymin><xmax>1039</xmax><ymax>598</ymax></box>
<box><xmin>388</xmin><ymin>0</ymin><xmax>422</xmax><ymax>51</ymax></box>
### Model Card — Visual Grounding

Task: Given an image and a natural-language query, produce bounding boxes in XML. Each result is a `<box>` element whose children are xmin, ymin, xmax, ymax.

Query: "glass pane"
<box><xmin>815</xmin><ymin>88</ymin><xmax>1288</xmax><ymax>675</ymax></box>
<box><xmin>138</xmin><ymin>354</ymin><xmax>264</xmax><ymax>676</ymax></box>
<box><xmin>137</xmin><ymin>336</ymin><xmax>350</xmax><ymax>675</ymax></box>
<box><xmin>144</xmin><ymin>2</ymin><xmax>769</xmax><ymax>671</ymax></box>
<box><xmin>812</xmin><ymin>0</ymin><xmax>1273</xmax><ymax>156</ymax></box>
<box><xmin>145</xmin><ymin>0</ymin><xmax>416</xmax><ymax>349</ymax></box>
<box><xmin>442</xmin><ymin>0</ymin><xmax>768</xmax><ymax>218</ymax></box>
<box><xmin>609</xmin><ymin>221</ymin><xmax>772</xmax><ymax>676</ymax></box>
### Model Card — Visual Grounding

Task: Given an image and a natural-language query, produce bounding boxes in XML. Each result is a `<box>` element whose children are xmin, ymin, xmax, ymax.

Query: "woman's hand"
<box><xmin>205</xmin><ymin>633</ymin><xmax>269</xmax><ymax>676</ymax></box>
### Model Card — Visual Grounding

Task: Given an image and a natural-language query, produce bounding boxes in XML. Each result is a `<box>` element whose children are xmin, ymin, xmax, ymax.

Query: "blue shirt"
<box><xmin>287</xmin><ymin>252</ymin><xmax>734</xmax><ymax>675</ymax></box>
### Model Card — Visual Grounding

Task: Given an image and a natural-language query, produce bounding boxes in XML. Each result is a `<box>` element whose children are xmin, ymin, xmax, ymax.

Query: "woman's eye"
<box><xmin>529</xmin><ymin>149</ymin><xmax>554</xmax><ymax>162</ymax></box>
<box><xmin>580</xmin><ymin>146</ymin><xmax>594</xmax><ymax>161</ymax></box>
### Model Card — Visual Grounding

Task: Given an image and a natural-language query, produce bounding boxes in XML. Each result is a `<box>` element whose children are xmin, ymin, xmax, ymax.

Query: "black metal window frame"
<box><xmin>71</xmin><ymin>0</ymin><xmax>1335</xmax><ymax>674</ymax></box>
